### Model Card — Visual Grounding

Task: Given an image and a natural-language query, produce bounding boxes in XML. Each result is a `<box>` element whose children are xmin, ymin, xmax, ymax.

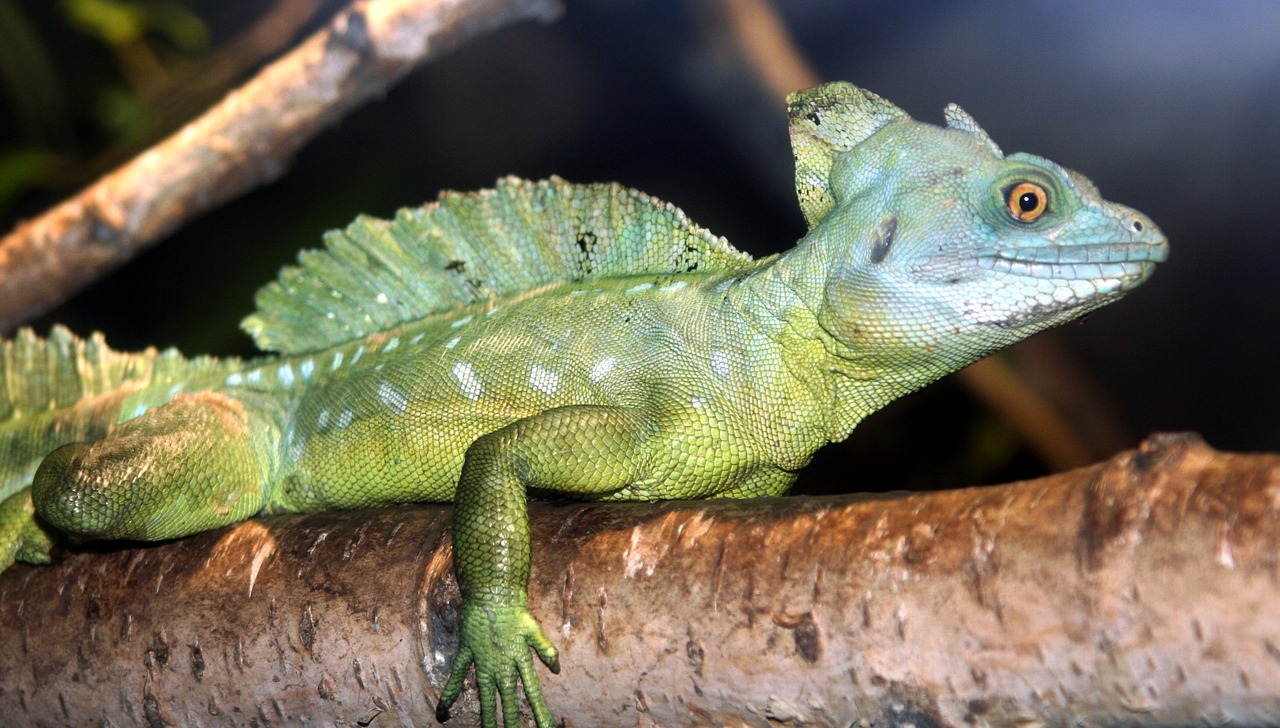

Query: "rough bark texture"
<box><xmin>0</xmin><ymin>0</ymin><xmax>562</xmax><ymax>332</ymax></box>
<box><xmin>0</xmin><ymin>433</ymin><xmax>1276</xmax><ymax>727</ymax></box>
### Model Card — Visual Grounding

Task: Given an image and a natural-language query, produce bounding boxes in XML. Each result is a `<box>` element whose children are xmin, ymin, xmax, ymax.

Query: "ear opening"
<box><xmin>786</xmin><ymin>82</ymin><xmax>909</xmax><ymax>229</ymax></box>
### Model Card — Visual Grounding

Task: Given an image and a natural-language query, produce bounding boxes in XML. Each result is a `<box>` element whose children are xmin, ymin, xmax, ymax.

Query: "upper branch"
<box><xmin>0</xmin><ymin>0</ymin><xmax>561</xmax><ymax>332</ymax></box>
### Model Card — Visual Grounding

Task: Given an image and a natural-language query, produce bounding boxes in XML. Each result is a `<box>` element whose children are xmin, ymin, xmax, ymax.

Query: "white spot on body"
<box><xmin>443</xmin><ymin>337</ymin><xmax>461</xmax><ymax>350</ymax></box>
<box><xmin>453</xmin><ymin>361</ymin><xmax>483</xmax><ymax>400</ymax></box>
<box><xmin>710</xmin><ymin>350</ymin><xmax>731</xmax><ymax>380</ymax></box>
<box><xmin>331</xmin><ymin>351</ymin><xmax>344</xmax><ymax>371</ymax></box>
<box><xmin>277</xmin><ymin>364</ymin><xmax>295</xmax><ymax>387</ymax></box>
<box><xmin>691</xmin><ymin>396</ymin><xmax>707</xmax><ymax>409</ymax></box>
<box><xmin>247</xmin><ymin>369</ymin><xmax>264</xmax><ymax>385</ymax></box>
<box><xmin>377</xmin><ymin>380</ymin><xmax>409</xmax><ymax>415</ymax></box>
<box><xmin>659</xmin><ymin>280</ymin><xmax>687</xmax><ymax>292</ymax></box>
<box><xmin>715</xmin><ymin>278</ymin><xmax>736</xmax><ymax>294</ymax></box>
<box><xmin>317</xmin><ymin>409</ymin><xmax>330</xmax><ymax>429</ymax></box>
<box><xmin>225</xmin><ymin>372</ymin><xmax>243</xmax><ymax>387</ymax></box>
<box><xmin>336</xmin><ymin>409</ymin><xmax>355</xmax><ymax>429</ymax></box>
<box><xmin>450</xmin><ymin>315</ymin><xmax>474</xmax><ymax>329</ymax></box>
<box><xmin>589</xmin><ymin>357</ymin><xmax>616</xmax><ymax>383</ymax></box>
<box><xmin>529</xmin><ymin>365</ymin><xmax>560</xmax><ymax>396</ymax></box>
<box><xmin>626</xmin><ymin>282</ymin><xmax>654</xmax><ymax>294</ymax></box>
<box><xmin>300</xmin><ymin>358</ymin><xmax>316</xmax><ymax>380</ymax></box>
<box><xmin>550</xmin><ymin>329</ymin><xmax>573</xmax><ymax>351</ymax></box>
<box><xmin>287</xmin><ymin>427</ymin><xmax>305</xmax><ymax>460</ymax></box>
<box><xmin>383</xmin><ymin>336</ymin><xmax>400</xmax><ymax>352</ymax></box>
<box><xmin>409</xmin><ymin>333</ymin><xmax>426</xmax><ymax>345</ymax></box>
<box><xmin>376</xmin><ymin>292</ymin><xmax>389</xmax><ymax>304</ymax></box>
<box><xmin>350</xmin><ymin>346</ymin><xmax>365</xmax><ymax>365</ymax></box>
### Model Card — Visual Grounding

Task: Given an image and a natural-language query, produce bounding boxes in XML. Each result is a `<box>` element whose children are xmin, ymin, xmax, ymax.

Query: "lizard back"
<box><xmin>243</xmin><ymin>176</ymin><xmax>757</xmax><ymax>355</ymax></box>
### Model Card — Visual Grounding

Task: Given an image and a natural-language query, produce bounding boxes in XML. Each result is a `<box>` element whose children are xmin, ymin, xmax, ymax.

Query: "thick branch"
<box><xmin>0</xmin><ymin>0</ymin><xmax>561</xmax><ymax>331</ymax></box>
<box><xmin>0</xmin><ymin>433</ymin><xmax>1275</xmax><ymax>726</ymax></box>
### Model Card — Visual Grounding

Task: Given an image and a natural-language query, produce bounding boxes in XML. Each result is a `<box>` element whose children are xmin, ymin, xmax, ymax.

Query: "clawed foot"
<box><xmin>0</xmin><ymin>488</ymin><xmax>56</xmax><ymax>572</ymax></box>
<box><xmin>436</xmin><ymin>598</ymin><xmax>559</xmax><ymax>728</ymax></box>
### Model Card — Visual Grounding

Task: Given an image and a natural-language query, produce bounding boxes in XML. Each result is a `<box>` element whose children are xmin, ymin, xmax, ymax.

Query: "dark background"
<box><xmin>3</xmin><ymin>1</ymin><xmax>1276</xmax><ymax>492</ymax></box>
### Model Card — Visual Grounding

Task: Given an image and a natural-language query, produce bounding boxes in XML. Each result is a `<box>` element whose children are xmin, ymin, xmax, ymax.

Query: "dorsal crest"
<box><xmin>0</xmin><ymin>326</ymin><xmax>221</xmax><ymax>424</ymax></box>
<box><xmin>787</xmin><ymin>82</ymin><xmax>910</xmax><ymax>229</ymax></box>
<box><xmin>243</xmin><ymin>177</ymin><xmax>754</xmax><ymax>355</ymax></box>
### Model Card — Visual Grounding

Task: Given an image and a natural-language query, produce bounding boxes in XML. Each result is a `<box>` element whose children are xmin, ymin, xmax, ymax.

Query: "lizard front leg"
<box><xmin>437</xmin><ymin>404</ymin><xmax>659</xmax><ymax>728</ymax></box>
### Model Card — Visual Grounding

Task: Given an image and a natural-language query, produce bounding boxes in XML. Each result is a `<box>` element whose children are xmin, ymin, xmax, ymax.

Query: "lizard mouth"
<box><xmin>977</xmin><ymin>241</ymin><xmax>1168</xmax><ymax>287</ymax></box>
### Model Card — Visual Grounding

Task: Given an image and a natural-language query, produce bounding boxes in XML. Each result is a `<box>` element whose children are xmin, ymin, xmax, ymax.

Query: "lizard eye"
<box><xmin>1006</xmin><ymin>182</ymin><xmax>1047</xmax><ymax>222</ymax></box>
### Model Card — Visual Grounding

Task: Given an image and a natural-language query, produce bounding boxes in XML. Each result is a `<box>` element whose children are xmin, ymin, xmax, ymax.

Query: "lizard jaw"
<box><xmin>977</xmin><ymin>236</ymin><xmax>1169</xmax><ymax>295</ymax></box>
<box><xmin>956</xmin><ymin>237</ymin><xmax>1169</xmax><ymax>328</ymax></box>
<box><xmin>978</xmin><ymin>241</ymin><xmax>1168</xmax><ymax>284</ymax></box>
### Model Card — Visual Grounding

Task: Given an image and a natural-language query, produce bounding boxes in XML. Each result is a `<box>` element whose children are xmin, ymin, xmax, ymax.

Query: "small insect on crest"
<box><xmin>444</xmin><ymin>259</ymin><xmax>487</xmax><ymax>293</ymax></box>
<box><xmin>576</xmin><ymin>231</ymin><xmax>598</xmax><ymax>277</ymax></box>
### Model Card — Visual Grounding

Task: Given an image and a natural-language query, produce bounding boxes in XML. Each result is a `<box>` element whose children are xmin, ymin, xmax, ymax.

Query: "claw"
<box><xmin>438</xmin><ymin>599</ymin><xmax>559</xmax><ymax>727</ymax></box>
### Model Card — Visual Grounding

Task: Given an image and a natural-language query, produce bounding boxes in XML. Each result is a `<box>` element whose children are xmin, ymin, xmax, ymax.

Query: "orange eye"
<box><xmin>1006</xmin><ymin>182</ymin><xmax>1047</xmax><ymax>222</ymax></box>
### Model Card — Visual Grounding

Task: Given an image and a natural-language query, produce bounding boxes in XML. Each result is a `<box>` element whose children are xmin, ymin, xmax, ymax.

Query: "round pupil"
<box><xmin>1018</xmin><ymin>192</ymin><xmax>1039</xmax><ymax>212</ymax></box>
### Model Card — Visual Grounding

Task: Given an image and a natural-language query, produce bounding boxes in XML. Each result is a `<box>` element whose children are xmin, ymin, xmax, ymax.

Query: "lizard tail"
<box><xmin>0</xmin><ymin>326</ymin><xmax>233</xmax><ymax>502</ymax></box>
<box><xmin>32</xmin><ymin>389</ymin><xmax>274</xmax><ymax>541</ymax></box>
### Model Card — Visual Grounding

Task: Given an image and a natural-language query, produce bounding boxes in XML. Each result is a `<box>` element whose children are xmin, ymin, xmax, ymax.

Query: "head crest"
<box><xmin>943</xmin><ymin>103</ymin><xmax>1003</xmax><ymax>157</ymax></box>
<box><xmin>787</xmin><ymin>82</ymin><xmax>909</xmax><ymax>229</ymax></box>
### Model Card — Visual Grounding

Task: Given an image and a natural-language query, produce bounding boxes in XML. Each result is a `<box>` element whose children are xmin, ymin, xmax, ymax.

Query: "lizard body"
<box><xmin>0</xmin><ymin>83</ymin><xmax>1167</xmax><ymax>727</ymax></box>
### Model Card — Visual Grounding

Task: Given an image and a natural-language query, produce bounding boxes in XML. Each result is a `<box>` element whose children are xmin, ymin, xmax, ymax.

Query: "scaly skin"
<box><xmin>0</xmin><ymin>82</ymin><xmax>1167</xmax><ymax>727</ymax></box>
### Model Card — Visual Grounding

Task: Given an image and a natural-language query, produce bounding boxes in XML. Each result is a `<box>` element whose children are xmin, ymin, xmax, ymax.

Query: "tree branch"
<box><xmin>0</xmin><ymin>433</ymin><xmax>1274</xmax><ymax>726</ymax></box>
<box><xmin>0</xmin><ymin>0</ymin><xmax>561</xmax><ymax>332</ymax></box>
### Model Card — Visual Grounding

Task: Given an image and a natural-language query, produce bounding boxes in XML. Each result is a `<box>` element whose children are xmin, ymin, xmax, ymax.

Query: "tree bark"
<box><xmin>0</xmin><ymin>432</ymin><xmax>1275</xmax><ymax>727</ymax></box>
<box><xmin>0</xmin><ymin>0</ymin><xmax>562</xmax><ymax>332</ymax></box>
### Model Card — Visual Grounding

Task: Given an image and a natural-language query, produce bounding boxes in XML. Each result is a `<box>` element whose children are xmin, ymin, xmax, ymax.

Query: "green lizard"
<box><xmin>0</xmin><ymin>82</ymin><xmax>1166</xmax><ymax>726</ymax></box>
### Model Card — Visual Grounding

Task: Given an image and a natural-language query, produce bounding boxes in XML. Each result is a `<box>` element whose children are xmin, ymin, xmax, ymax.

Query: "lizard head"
<box><xmin>785</xmin><ymin>82</ymin><xmax>1168</xmax><ymax>378</ymax></box>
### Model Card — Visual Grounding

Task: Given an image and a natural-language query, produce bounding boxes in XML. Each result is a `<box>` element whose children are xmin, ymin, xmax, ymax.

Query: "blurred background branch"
<box><xmin>0</xmin><ymin>0</ymin><xmax>560</xmax><ymax>331</ymax></box>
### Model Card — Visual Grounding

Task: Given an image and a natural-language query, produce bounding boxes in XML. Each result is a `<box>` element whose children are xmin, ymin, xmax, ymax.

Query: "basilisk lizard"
<box><xmin>0</xmin><ymin>82</ymin><xmax>1167</xmax><ymax>726</ymax></box>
